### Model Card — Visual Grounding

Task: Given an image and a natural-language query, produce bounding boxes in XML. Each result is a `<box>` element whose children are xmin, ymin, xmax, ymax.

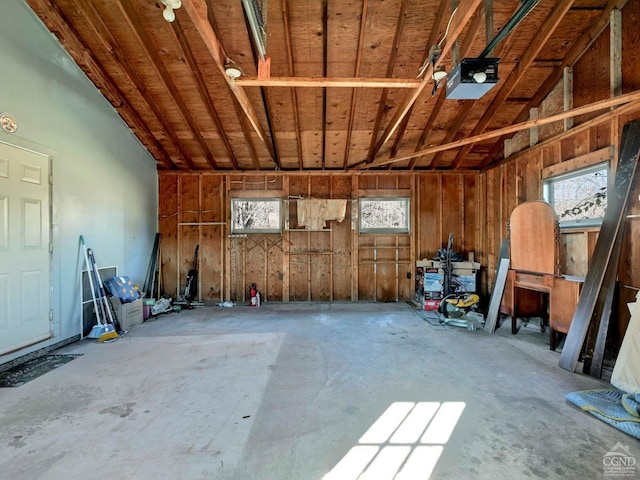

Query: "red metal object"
<box><xmin>249</xmin><ymin>283</ymin><xmax>260</xmax><ymax>306</ymax></box>
<box><xmin>424</xmin><ymin>299</ymin><xmax>440</xmax><ymax>311</ymax></box>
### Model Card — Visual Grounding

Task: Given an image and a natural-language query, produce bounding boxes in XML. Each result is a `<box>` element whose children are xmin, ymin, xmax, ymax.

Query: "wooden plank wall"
<box><xmin>158</xmin><ymin>172</ymin><xmax>482</xmax><ymax>304</ymax></box>
<box><xmin>480</xmin><ymin>0</ymin><xmax>640</xmax><ymax>349</ymax></box>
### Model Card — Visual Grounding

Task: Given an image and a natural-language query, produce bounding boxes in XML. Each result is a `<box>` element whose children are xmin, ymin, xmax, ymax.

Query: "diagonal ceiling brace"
<box><xmin>356</xmin><ymin>90</ymin><xmax>640</xmax><ymax>169</ymax></box>
<box><xmin>370</xmin><ymin>0</ymin><xmax>483</xmax><ymax>159</ymax></box>
<box><xmin>450</xmin><ymin>0</ymin><xmax>575</xmax><ymax>169</ymax></box>
<box><xmin>181</xmin><ymin>0</ymin><xmax>277</xmax><ymax>166</ymax></box>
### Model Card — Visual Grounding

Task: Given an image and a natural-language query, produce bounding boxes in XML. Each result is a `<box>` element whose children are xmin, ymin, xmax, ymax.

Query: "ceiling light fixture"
<box><xmin>433</xmin><ymin>66</ymin><xmax>448</xmax><ymax>82</ymax></box>
<box><xmin>161</xmin><ymin>0</ymin><xmax>182</xmax><ymax>23</ymax></box>
<box><xmin>224</xmin><ymin>58</ymin><xmax>245</xmax><ymax>80</ymax></box>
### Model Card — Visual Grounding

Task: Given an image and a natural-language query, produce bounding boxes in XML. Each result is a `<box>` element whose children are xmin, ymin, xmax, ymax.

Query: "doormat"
<box><xmin>0</xmin><ymin>354</ymin><xmax>83</xmax><ymax>387</ymax></box>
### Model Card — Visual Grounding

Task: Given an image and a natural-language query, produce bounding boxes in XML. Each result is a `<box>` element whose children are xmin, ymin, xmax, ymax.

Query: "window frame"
<box><xmin>230</xmin><ymin>197</ymin><xmax>283</xmax><ymax>234</ymax></box>
<box><xmin>543</xmin><ymin>161</ymin><xmax>609</xmax><ymax>230</ymax></box>
<box><xmin>358</xmin><ymin>197</ymin><xmax>411</xmax><ymax>234</ymax></box>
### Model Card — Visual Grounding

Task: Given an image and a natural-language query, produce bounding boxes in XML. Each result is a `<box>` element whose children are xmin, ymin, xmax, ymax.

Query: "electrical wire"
<box><xmin>438</xmin><ymin>6</ymin><xmax>458</xmax><ymax>47</ymax></box>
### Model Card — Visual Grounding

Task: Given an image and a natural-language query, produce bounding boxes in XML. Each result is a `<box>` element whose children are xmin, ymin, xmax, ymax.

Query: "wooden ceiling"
<box><xmin>26</xmin><ymin>0</ymin><xmax>626</xmax><ymax>171</ymax></box>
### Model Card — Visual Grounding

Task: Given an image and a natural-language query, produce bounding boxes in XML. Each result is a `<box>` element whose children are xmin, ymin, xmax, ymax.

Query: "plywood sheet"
<box><xmin>159</xmin><ymin>174</ymin><xmax>179</xmax><ymax>298</ymax></box>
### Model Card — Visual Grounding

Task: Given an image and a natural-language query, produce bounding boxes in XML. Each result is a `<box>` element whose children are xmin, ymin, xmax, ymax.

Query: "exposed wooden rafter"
<box><xmin>172</xmin><ymin>18</ymin><xmax>239</xmax><ymax>170</ymax></box>
<box><xmin>26</xmin><ymin>0</ymin><xmax>632</xmax><ymax>174</ymax></box>
<box><xmin>342</xmin><ymin>0</ymin><xmax>370</xmax><ymax>170</ymax></box>
<box><xmin>114</xmin><ymin>0</ymin><xmax>218</xmax><ymax>169</ymax></box>
<box><xmin>236</xmin><ymin>77</ymin><xmax>421</xmax><ymax>88</ymax></box>
<box><xmin>357</xmin><ymin>89</ymin><xmax>640</xmax><ymax>169</ymax></box>
<box><xmin>322</xmin><ymin>0</ymin><xmax>328</xmax><ymax>170</ymax></box>
<box><xmin>382</xmin><ymin>0</ymin><xmax>449</xmax><ymax>166</ymax></box>
<box><xmin>370</xmin><ymin>0</ymin><xmax>484</xmax><ymax>159</ymax></box>
<box><xmin>282</xmin><ymin>0</ymin><xmax>303</xmax><ymax>170</ymax></box>
<box><xmin>26</xmin><ymin>0</ymin><xmax>176</xmax><ymax>170</ymax></box>
<box><xmin>180</xmin><ymin>0</ymin><xmax>277</xmax><ymax>166</ymax></box>
<box><xmin>482</xmin><ymin>0</ymin><xmax>630</xmax><ymax>167</ymax></box>
<box><xmin>400</xmin><ymin>0</ymin><xmax>448</xmax><ymax>169</ymax></box>
<box><xmin>417</xmin><ymin>5</ymin><xmax>486</xmax><ymax>170</ymax></box>
<box><xmin>450</xmin><ymin>0</ymin><xmax>576</xmax><ymax>169</ymax></box>
<box><xmin>366</xmin><ymin>0</ymin><xmax>412</xmax><ymax>165</ymax></box>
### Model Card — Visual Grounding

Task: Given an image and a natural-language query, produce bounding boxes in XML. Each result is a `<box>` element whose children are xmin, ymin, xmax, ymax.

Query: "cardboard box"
<box><xmin>416</xmin><ymin>259</ymin><xmax>434</xmax><ymax>268</ymax></box>
<box><xmin>453</xmin><ymin>274</ymin><xmax>477</xmax><ymax>293</ymax></box>
<box><xmin>452</xmin><ymin>261</ymin><xmax>481</xmax><ymax>273</ymax></box>
<box><xmin>429</xmin><ymin>260</ymin><xmax>480</xmax><ymax>273</ymax></box>
<box><xmin>109</xmin><ymin>297</ymin><xmax>143</xmax><ymax>330</ymax></box>
<box><xmin>423</xmin><ymin>270</ymin><xmax>444</xmax><ymax>293</ymax></box>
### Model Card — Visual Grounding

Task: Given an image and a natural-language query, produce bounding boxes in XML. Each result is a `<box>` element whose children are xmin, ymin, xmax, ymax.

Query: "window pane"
<box><xmin>359</xmin><ymin>198</ymin><xmax>410</xmax><ymax>233</ymax></box>
<box><xmin>545</xmin><ymin>164</ymin><xmax>607</xmax><ymax>227</ymax></box>
<box><xmin>231</xmin><ymin>198</ymin><xmax>281</xmax><ymax>233</ymax></box>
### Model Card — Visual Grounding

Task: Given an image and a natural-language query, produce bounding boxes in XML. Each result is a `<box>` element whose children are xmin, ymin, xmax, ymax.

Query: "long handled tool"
<box><xmin>183</xmin><ymin>244</ymin><xmax>199</xmax><ymax>306</ymax></box>
<box><xmin>143</xmin><ymin>233</ymin><xmax>161</xmax><ymax>300</ymax></box>
<box><xmin>88</xmin><ymin>246</ymin><xmax>124</xmax><ymax>335</ymax></box>
<box><xmin>80</xmin><ymin>236</ymin><xmax>118</xmax><ymax>342</ymax></box>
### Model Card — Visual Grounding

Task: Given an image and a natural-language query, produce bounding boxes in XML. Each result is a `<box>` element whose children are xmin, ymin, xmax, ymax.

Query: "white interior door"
<box><xmin>0</xmin><ymin>142</ymin><xmax>51</xmax><ymax>356</ymax></box>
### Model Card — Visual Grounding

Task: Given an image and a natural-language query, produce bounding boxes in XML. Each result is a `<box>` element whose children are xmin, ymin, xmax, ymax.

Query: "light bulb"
<box><xmin>473</xmin><ymin>71</ymin><xmax>487</xmax><ymax>84</ymax></box>
<box><xmin>225</xmin><ymin>66</ymin><xmax>243</xmax><ymax>80</ymax></box>
<box><xmin>433</xmin><ymin>67</ymin><xmax>447</xmax><ymax>82</ymax></box>
<box><xmin>163</xmin><ymin>6</ymin><xmax>176</xmax><ymax>22</ymax></box>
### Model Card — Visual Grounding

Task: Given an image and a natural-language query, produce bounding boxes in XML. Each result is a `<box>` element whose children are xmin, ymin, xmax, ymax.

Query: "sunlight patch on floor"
<box><xmin>324</xmin><ymin>401</ymin><xmax>465</xmax><ymax>480</ymax></box>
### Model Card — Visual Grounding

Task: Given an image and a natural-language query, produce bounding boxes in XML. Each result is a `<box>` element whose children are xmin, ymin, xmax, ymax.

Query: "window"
<box><xmin>231</xmin><ymin>198</ymin><xmax>282</xmax><ymax>233</ymax></box>
<box><xmin>359</xmin><ymin>197</ymin><xmax>410</xmax><ymax>233</ymax></box>
<box><xmin>544</xmin><ymin>163</ymin><xmax>608</xmax><ymax>228</ymax></box>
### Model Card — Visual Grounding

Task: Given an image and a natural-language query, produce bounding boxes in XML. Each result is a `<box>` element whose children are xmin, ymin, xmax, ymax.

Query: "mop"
<box><xmin>81</xmin><ymin>236</ymin><xmax>118</xmax><ymax>342</ymax></box>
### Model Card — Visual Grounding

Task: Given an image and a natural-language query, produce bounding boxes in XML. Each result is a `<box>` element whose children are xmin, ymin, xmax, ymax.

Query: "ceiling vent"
<box><xmin>445</xmin><ymin>58</ymin><xmax>500</xmax><ymax>100</ymax></box>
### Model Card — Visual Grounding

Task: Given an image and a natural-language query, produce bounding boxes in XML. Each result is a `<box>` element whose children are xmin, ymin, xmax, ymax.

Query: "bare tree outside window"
<box><xmin>359</xmin><ymin>198</ymin><xmax>410</xmax><ymax>233</ymax></box>
<box><xmin>231</xmin><ymin>198</ymin><xmax>282</xmax><ymax>233</ymax></box>
<box><xmin>544</xmin><ymin>163</ymin><xmax>608</xmax><ymax>228</ymax></box>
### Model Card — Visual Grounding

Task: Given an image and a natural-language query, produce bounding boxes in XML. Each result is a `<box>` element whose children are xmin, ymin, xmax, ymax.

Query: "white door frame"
<box><xmin>0</xmin><ymin>139</ymin><xmax>53</xmax><ymax>356</ymax></box>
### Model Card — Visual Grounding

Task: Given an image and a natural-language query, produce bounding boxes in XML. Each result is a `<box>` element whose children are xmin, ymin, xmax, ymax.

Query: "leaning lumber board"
<box><xmin>484</xmin><ymin>258</ymin><xmax>511</xmax><ymax>333</ymax></box>
<box><xmin>587</xmin><ymin>225</ymin><xmax>624</xmax><ymax>378</ymax></box>
<box><xmin>559</xmin><ymin>120</ymin><xmax>640</xmax><ymax>372</ymax></box>
<box><xmin>484</xmin><ymin>239</ymin><xmax>509</xmax><ymax>333</ymax></box>
<box><xmin>582</xmin><ymin>226</ymin><xmax>623</xmax><ymax>374</ymax></box>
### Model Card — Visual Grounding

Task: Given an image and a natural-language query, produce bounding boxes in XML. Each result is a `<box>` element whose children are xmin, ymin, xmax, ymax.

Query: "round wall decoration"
<box><xmin>0</xmin><ymin>112</ymin><xmax>18</xmax><ymax>133</ymax></box>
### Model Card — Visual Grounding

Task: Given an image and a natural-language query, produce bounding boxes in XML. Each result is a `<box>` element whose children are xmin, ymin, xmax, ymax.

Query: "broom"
<box><xmin>81</xmin><ymin>236</ymin><xmax>118</xmax><ymax>342</ymax></box>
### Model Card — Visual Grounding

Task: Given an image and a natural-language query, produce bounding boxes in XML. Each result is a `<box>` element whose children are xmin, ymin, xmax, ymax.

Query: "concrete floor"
<box><xmin>1</xmin><ymin>302</ymin><xmax>638</xmax><ymax>480</ymax></box>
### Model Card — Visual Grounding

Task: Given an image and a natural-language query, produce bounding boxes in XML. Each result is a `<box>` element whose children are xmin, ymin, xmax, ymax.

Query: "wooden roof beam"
<box><xmin>450</xmin><ymin>0</ymin><xmax>576</xmax><ymax>169</ymax></box>
<box><xmin>356</xmin><ymin>89</ymin><xmax>640</xmax><ymax>169</ymax></box>
<box><xmin>407</xmin><ymin>91</ymin><xmax>446</xmax><ymax>168</ymax></box>
<box><xmin>114</xmin><ymin>0</ymin><xmax>217</xmax><ymax>169</ymax></box>
<box><xmin>172</xmin><ymin>18</ymin><xmax>239</xmax><ymax>170</ymax></box>
<box><xmin>366</xmin><ymin>0</ymin><xmax>413</xmax><ymax>165</ymax></box>
<box><xmin>391</xmin><ymin>0</ymin><xmax>451</xmax><ymax>169</ymax></box>
<box><xmin>180</xmin><ymin>0</ymin><xmax>277</xmax><ymax>166</ymax></box>
<box><xmin>370</xmin><ymin>0</ymin><xmax>484</xmax><ymax>159</ymax></box>
<box><xmin>413</xmin><ymin>5</ymin><xmax>486</xmax><ymax>170</ymax></box>
<box><xmin>321</xmin><ymin>0</ymin><xmax>328</xmax><ymax>170</ymax></box>
<box><xmin>32</xmin><ymin>0</ymin><xmax>179</xmax><ymax>170</ymax></box>
<box><xmin>481</xmin><ymin>0</ymin><xmax>629</xmax><ymax>167</ymax></box>
<box><xmin>281</xmin><ymin>0</ymin><xmax>303</xmax><ymax>170</ymax></box>
<box><xmin>342</xmin><ymin>0</ymin><xmax>370</xmax><ymax>170</ymax></box>
<box><xmin>236</xmin><ymin>77</ymin><xmax>422</xmax><ymax>88</ymax></box>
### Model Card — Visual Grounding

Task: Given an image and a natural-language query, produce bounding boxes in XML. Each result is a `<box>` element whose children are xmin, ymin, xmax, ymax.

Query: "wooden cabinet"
<box><xmin>549</xmin><ymin>276</ymin><xmax>583</xmax><ymax>350</ymax></box>
<box><xmin>501</xmin><ymin>271</ymin><xmax>583</xmax><ymax>349</ymax></box>
<box><xmin>501</xmin><ymin>201</ymin><xmax>584</xmax><ymax>349</ymax></box>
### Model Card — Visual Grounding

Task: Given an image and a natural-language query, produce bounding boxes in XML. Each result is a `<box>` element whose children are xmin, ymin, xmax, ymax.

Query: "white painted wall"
<box><xmin>0</xmin><ymin>0</ymin><xmax>158</xmax><ymax>363</ymax></box>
